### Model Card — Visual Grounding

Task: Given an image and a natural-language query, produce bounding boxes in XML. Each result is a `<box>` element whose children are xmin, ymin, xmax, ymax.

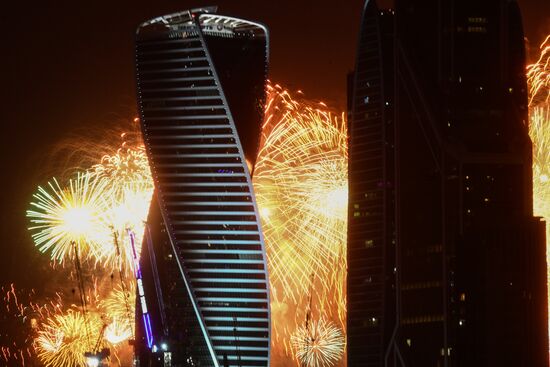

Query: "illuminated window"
<box><xmin>468</xmin><ymin>17</ymin><xmax>487</xmax><ymax>24</ymax></box>
<box><xmin>365</xmin><ymin>239</ymin><xmax>374</xmax><ymax>248</ymax></box>
<box><xmin>367</xmin><ymin>317</ymin><xmax>378</xmax><ymax>327</ymax></box>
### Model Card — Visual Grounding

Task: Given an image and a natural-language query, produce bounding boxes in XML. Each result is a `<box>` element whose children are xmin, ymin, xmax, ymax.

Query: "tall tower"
<box><xmin>348</xmin><ymin>0</ymin><xmax>548</xmax><ymax>366</ymax></box>
<box><xmin>134</xmin><ymin>7</ymin><xmax>270</xmax><ymax>367</ymax></box>
<box><xmin>347</xmin><ymin>1</ymin><xmax>396</xmax><ymax>366</ymax></box>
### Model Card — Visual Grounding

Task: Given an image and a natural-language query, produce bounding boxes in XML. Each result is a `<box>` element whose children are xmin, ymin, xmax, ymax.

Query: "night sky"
<box><xmin>0</xmin><ymin>0</ymin><xmax>548</xmax><ymax>286</ymax></box>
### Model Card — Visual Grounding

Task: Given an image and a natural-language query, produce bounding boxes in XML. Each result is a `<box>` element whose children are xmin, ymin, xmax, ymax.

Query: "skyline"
<box><xmin>0</xmin><ymin>1</ymin><xmax>549</xmax><ymax>366</ymax></box>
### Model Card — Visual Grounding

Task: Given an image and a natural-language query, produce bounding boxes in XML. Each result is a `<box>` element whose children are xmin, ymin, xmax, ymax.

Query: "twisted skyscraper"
<box><xmin>134</xmin><ymin>7</ymin><xmax>270</xmax><ymax>367</ymax></box>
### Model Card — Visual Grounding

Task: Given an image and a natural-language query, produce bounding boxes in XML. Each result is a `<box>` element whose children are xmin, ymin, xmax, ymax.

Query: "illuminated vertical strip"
<box><xmin>130</xmin><ymin>230</ymin><xmax>154</xmax><ymax>349</ymax></box>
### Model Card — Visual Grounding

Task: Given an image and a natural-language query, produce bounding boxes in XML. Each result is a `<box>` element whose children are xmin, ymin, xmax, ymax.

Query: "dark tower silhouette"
<box><xmin>347</xmin><ymin>2</ymin><xmax>396</xmax><ymax>366</ymax></box>
<box><xmin>134</xmin><ymin>7</ymin><xmax>271</xmax><ymax>367</ymax></box>
<box><xmin>348</xmin><ymin>0</ymin><xmax>548</xmax><ymax>366</ymax></box>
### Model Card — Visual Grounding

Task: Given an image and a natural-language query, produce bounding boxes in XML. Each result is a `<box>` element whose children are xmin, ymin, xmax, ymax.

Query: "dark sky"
<box><xmin>0</xmin><ymin>0</ymin><xmax>548</xmax><ymax>285</ymax></box>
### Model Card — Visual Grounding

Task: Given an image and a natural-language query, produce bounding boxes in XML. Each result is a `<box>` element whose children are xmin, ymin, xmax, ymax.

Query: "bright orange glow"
<box><xmin>291</xmin><ymin>318</ymin><xmax>346</xmax><ymax>367</ymax></box>
<box><xmin>27</xmin><ymin>173</ymin><xmax>111</xmax><ymax>262</ymax></box>
<box><xmin>528</xmin><ymin>34</ymin><xmax>550</xmax><ymax>351</ymax></box>
<box><xmin>35</xmin><ymin>310</ymin><xmax>102</xmax><ymax>367</ymax></box>
<box><xmin>254</xmin><ymin>84</ymin><xmax>348</xmax><ymax>365</ymax></box>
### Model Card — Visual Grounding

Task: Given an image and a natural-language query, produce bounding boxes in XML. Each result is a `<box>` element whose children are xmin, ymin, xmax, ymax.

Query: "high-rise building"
<box><xmin>134</xmin><ymin>7</ymin><xmax>270</xmax><ymax>367</ymax></box>
<box><xmin>348</xmin><ymin>1</ymin><xmax>548</xmax><ymax>366</ymax></box>
<box><xmin>347</xmin><ymin>3</ymin><xmax>395</xmax><ymax>365</ymax></box>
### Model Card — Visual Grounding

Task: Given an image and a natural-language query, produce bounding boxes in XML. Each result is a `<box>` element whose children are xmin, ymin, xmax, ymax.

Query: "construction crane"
<box><xmin>84</xmin><ymin>322</ymin><xmax>110</xmax><ymax>367</ymax></box>
<box><xmin>71</xmin><ymin>241</ymin><xmax>110</xmax><ymax>366</ymax></box>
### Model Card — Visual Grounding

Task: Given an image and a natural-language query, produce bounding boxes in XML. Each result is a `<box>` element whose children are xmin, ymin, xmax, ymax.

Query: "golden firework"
<box><xmin>291</xmin><ymin>318</ymin><xmax>345</xmax><ymax>367</ymax></box>
<box><xmin>35</xmin><ymin>309</ymin><xmax>103</xmax><ymax>367</ymax></box>
<box><xmin>253</xmin><ymin>84</ymin><xmax>347</xmax><ymax>363</ymax></box>
<box><xmin>528</xmin><ymin>34</ymin><xmax>550</xmax><ymax>349</ymax></box>
<box><xmin>91</xmin><ymin>138</ymin><xmax>152</xmax><ymax>196</ymax></box>
<box><xmin>27</xmin><ymin>173</ymin><xmax>112</xmax><ymax>262</ymax></box>
<box><xmin>102</xmin><ymin>284</ymin><xmax>135</xmax><ymax>344</ymax></box>
<box><xmin>91</xmin><ymin>140</ymin><xmax>154</xmax><ymax>271</ymax></box>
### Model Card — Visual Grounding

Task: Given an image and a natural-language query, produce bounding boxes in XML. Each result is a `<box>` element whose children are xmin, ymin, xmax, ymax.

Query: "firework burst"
<box><xmin>91</xmin><ymin>138</ymin><xmax>153</xmax><ymax>270</ymax></box>
<box><xmin>27</xmin><ymin>173</ymin><xmax>112</xmax><ymax>262</ymax></box>
<box><xmin>35</xmin><ymin>309</ymin><xmax>103</xmax><ymax>367</ymax></box>
<box><xmin>291</xmin><ymin>318</ymin><xmax>345</xmax><ymax>367</ymax></box>
<box><xmin>26</xmin><ymin>126</ymin><xmax>153</xmax><ymax>365</ymax></box>
<box><xmin>102</xmin><ymin>284</ymin><xmax>135</xmax><ymax>343</ymax></box>
<box><xmin>253</xmin><ymin>84</ymin><xmax>347</xmax><ymax>364</ymax></box>
<box><xmin>528</xmin><ymin>34</ymin><xmax>550</xmax><ymax>349</ymax></box>
<box><xmin>254</xmin><ymin>84</ymin><xmax>347</xmax><ymax>301</ymax></box>
<box><xmin>91</xmin><ymin>136</ymin><xmax>152</xmax><ymax>195</ymax></box>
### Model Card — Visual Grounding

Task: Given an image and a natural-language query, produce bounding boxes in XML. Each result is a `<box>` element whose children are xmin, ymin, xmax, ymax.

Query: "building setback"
<box><xmin>348</xmin><ymin>0</ymin><xmax>548</xmax><ymax>366</ymax></box>
<box><xmin>134</xmin><ymin>7</ymin><xmax>271</xmax><ymax>366</ymax></box>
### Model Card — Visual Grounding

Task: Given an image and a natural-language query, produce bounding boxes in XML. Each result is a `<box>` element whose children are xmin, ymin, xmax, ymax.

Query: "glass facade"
<box><xmin>135</xmin><ymin>8</ymin><xmax>270</xmax><ymax>367</ymax></box>
<box><xmin>347</xmin><ymin>2</ymin><xmax>395</xmax><ymax>366</ymax></box>
<box><xmin>349</xmin><ymin>0</ymin><xmax>548</xmax><ymax>366</ymax></box>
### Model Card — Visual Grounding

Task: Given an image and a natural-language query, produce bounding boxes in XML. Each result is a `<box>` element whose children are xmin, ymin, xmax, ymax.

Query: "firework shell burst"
<box><xmin>253</xmin><ymin>84</ymin><xmax>348</xmax><ymax>364</ymax></box>
<box><xmin>25</xmin><ymin>128</ymin><xmax>152</xmax><ymax>366</ymax></box>
<box><xmin>101</xmin><ymin>284</ymin><xmax>136</xmax><ymax>344</ymax></box>
<box><xmin>290</xmin><ymin>318</ymin><xmax>346</xmax><ymax>367</ymax></box>
<box><xmin>27</xmin><ymin>137</ymin><xmax>154</xmax><ymax>271</ymax></box>
<box><xmin>35</xmin><ymin>309</ymin><xmax>103</xmax><ymax>367</ymax></box>
<box><xmin>26</xmin><ymin>173</ymin><xmax>112</xmax><ymax>262</ymax></box>
<box><xmin>82</xmin><ymin>141</ymin><xmax>153</xmax><ymax>270</ymax></box>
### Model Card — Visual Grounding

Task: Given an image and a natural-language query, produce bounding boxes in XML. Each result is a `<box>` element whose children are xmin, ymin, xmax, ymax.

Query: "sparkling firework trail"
<box><xmin>27</xmin><ymin>135</ymin><xmax>154</xmax><ymax>271</ymax></box>
<box><xmin>291</xmin><ymin>318</ymin><xmax>345</xmax><ymax>367</ymax></box>
<box><xmin>254</xmin><ymin>84</ymin><xmax>347</xmax><ymax>301</ymax></box>
<box><xmin>253</xmin><ymin>84</ymin><xmax>347</xmax><ymax>364</ymax></box>
<box><xmin>91</xmin><ymin>135</ymin><xmax>153</xmax><ymax>196</ymax></box>
<box><xmin>528</xmin><ymin>35</ymin><xmax>550</xmax><ymax>106</ymax></box>
<box><xmin>0</xmin><ymin>285</ymin><xmax>40</xmax><ymax>366</ymax></box>
<box><xmin>528</xmin><ymin>34</ymin><xmax>550</xmax><ymax>349</ymax></box>
<box><xmin>26</xmin><ymin>127</ymin><xmax>152</xmax><ymax>365</ymax></box>
<box><xmin>102</xmin><ymin>284</ymin><xmax>135</xmax><ymax>345</ymax></box>
<box><xmin>86</xmin><ymin>137</ymin><xmax>153</xmax><ymax>271</ymax></box>
<box><xmin>35</xmin><ymin>309</ymin><xmax>103</xmax><ymax>367</ymax></box>
<box><xmin>27</xmin><ymin>173</ymin><xmax>111</xmax><ymax>262</ymax></box>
